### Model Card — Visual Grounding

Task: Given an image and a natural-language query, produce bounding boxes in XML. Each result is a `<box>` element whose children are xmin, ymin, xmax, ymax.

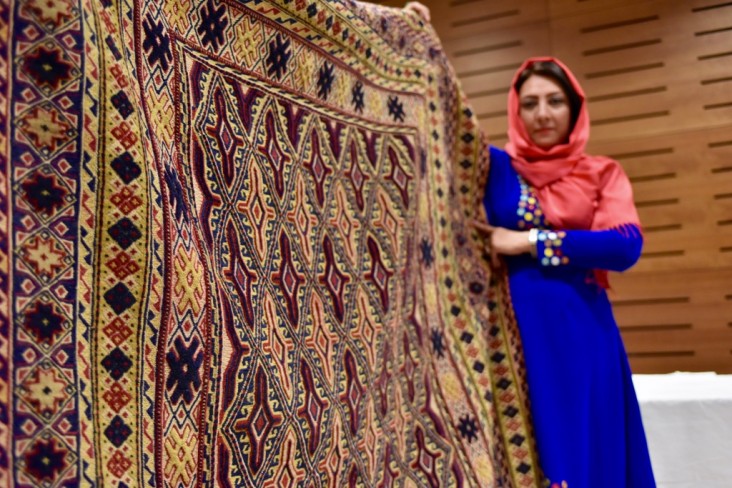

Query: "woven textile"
<box><xmin>2</xmin><ymin>0</ymin><xmax>539</xmax><ymax>486</ymax></box>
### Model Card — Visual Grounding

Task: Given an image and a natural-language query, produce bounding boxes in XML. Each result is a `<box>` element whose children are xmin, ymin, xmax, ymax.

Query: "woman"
<box><xmin>475</xmin><ymin>58</ymin><xmax>656</xmax><ymax>487</ymax></box>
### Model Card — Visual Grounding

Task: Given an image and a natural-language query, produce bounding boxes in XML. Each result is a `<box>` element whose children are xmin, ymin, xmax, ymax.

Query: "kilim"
<box><xmin>1</xmin><ymin>0</ymin><xmax>540</xmax><ymax>486</ymax></box>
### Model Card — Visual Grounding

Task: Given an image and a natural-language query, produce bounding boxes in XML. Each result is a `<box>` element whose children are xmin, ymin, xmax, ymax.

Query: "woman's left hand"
<box><xmin>405</xmin><ymin>2</ymin><xmax>431</xmax><ymax>22</ymax></box>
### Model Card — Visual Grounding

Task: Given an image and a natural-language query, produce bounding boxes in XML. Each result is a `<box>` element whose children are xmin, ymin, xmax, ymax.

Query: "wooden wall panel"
<box><xmin>592</xmin><ymin>126</ymin><xmax>732</xmax><ymax>271</ymax></box>
<box><xmin>401</xmin><ymin>0</ymin><xmax>732</xmax><ymax>373</ymax></box>
<box><xmin>416</xmin><ymin>1</ymin><xmax>550</xmax><ymax>40</ymax></box>
<box><xmin>447</xmin><ymin>25</ymin><xmax>551</xmax><ymax>142</ymax></box>
<box><xmin>611</xmin><ymin>267</ymin><xmax>732</xmax><ymax>373</ymax></box>
<box><xmin>553</xmin><ymin>1</ymin><xmax>732</xmax><ymax>141</ymax></box>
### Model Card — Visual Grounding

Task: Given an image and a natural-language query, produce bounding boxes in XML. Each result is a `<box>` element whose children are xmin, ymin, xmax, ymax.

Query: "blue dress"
<box><xmin>483</xmin><ymin>146</ymin><xmax>656</xmax><ymax>487</ymax></box>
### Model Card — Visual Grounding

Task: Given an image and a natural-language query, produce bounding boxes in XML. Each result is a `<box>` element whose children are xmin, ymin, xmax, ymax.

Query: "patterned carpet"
<box><xmin>1</xmin><ymin>0</ymin><xmax>539</xmax><ymax>486</ymax></box>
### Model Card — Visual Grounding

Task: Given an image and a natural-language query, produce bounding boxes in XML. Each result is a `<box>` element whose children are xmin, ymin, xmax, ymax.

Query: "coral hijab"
<box><xmin>505</xmin><ymin>57</ymin><xmax>641</xmax><ymax>285</ymax></box>
<box><xmin>505</xmin><ymin>57</ymin><xmax>640</xmax><ymax>232</ymax></box>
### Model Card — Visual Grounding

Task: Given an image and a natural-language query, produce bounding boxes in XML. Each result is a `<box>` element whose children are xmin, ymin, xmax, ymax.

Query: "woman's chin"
<box><xmin>532</xmin><ymin>140</ymin><xmax>557</xmax><ymax>151</ymax></box>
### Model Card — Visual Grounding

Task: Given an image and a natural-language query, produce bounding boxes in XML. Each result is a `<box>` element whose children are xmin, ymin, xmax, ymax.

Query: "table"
<box><xmin>632</xmin><ymin>372</ymin><xmax>732</xmax><ymax>487</ymax></box>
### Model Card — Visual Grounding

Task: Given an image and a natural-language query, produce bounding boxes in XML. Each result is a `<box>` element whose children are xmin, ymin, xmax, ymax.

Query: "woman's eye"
<box><xmin>521</xmin><ymin>101</ymin><xmax>537</xmax><ymax>110</ymax></box>
<box><xmin>549</xmin><ymin>97</ymin><xmax>566</xmax><ymax>106</ymax></box>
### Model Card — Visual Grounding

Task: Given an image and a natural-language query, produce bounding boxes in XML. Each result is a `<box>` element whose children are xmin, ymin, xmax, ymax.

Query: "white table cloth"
<box><xmin>632</xmin><ymin>372</ymin><xmax>732</xmax><ymax>487</ymax></box>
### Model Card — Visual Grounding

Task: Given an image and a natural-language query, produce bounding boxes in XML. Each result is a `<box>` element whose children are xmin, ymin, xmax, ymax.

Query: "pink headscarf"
<box><xmin>505</xmin><ymin>57</ymin><xmax>641</xmax><ymax>286</ymax></box>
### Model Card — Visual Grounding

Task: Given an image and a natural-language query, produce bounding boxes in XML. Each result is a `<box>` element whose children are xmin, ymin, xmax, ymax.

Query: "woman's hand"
<box><xmin>471</xmin><ymin>220</ymin><xmax>532</xmax><ymax>267</ymax></box>
<box><xmin>405</xmin><ymin>2</ymin><xmax>430</xmax><ymax>22</ymax></box>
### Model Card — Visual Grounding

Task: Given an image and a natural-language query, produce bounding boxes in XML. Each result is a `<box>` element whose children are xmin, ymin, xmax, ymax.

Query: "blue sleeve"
<box><xmin>535</xmin><ymin>224</ymin><xmax>642</xmax><ymax>272</ymax></box>
<box><xmin>483</xmin><ymin>146</ymin><xmax>516</xmax><ymax>227</ymax></box>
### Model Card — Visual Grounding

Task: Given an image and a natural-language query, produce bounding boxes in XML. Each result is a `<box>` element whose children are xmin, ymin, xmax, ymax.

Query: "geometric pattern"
<box><xmin>2</xmin><ymin>0</ymin><xmax>540</xmax><ymax>487</ymax></box>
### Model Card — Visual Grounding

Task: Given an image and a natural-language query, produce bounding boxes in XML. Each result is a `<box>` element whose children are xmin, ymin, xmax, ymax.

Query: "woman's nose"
<box><xmin>535</xmin><ymin>101</ymin><xmax>549</xmax><ymax>119</ymax></box>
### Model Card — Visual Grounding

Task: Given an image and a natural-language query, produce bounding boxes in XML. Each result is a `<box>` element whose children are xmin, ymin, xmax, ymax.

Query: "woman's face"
<box><xmin>518</xmin><ymin>74</ymin><xmax>572</xmax><ymax>150</ymax></box>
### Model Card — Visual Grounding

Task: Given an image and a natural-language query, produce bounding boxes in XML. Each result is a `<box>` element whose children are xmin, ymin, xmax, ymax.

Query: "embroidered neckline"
<box><xmin>517</xmin><ymin>174</ymin><xmax>547</xmax><ymax>230</ymax></box>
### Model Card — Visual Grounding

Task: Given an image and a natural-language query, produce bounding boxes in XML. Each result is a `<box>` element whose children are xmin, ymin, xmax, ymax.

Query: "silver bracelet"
<box><xmin>528</xmin><ymin>228</ymin><xmax>538</xmax><ymax>258</ymax></box>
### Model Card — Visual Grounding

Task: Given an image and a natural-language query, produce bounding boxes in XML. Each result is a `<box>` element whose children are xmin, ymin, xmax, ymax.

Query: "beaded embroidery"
<box><xmin>539</xmin><ymin>230</ymin><xmax>569</xmax><ymax>266</ymax></box>
<box><xmin>517</xmin><ymin>175</ymin><xmax>545</xmax><ymax>229</ymax></box>
<box><xmin>515</xmin><ymin>175</ymin><xmax>569</xmax><ymax>266</ymax></box>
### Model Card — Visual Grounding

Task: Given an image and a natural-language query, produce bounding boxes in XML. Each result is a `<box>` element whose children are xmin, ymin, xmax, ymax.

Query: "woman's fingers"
<box><xmin>470</xmin><ymin>220</ymin><xmax>494</xmax><ymax>234</ymax></box>
<box><xmin>405</xmin><ymin>2</ymin><xmax>431</xmax><ymax>22</ymax></box>
<box><xmin>489</xmin><ymin>244</ymin><xmax>499</xmax><ymax>268</ymax></box>
<box><xmin>471</xmin><ymin>219</ymin><xmax>501</xmax><ymax>267</ymax></box>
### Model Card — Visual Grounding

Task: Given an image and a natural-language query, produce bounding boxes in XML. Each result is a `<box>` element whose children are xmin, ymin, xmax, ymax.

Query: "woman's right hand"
<box><xmin>471</xmin><ymin>221</ymin><xmax>532</xmax><ymax>267</ymax></box>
